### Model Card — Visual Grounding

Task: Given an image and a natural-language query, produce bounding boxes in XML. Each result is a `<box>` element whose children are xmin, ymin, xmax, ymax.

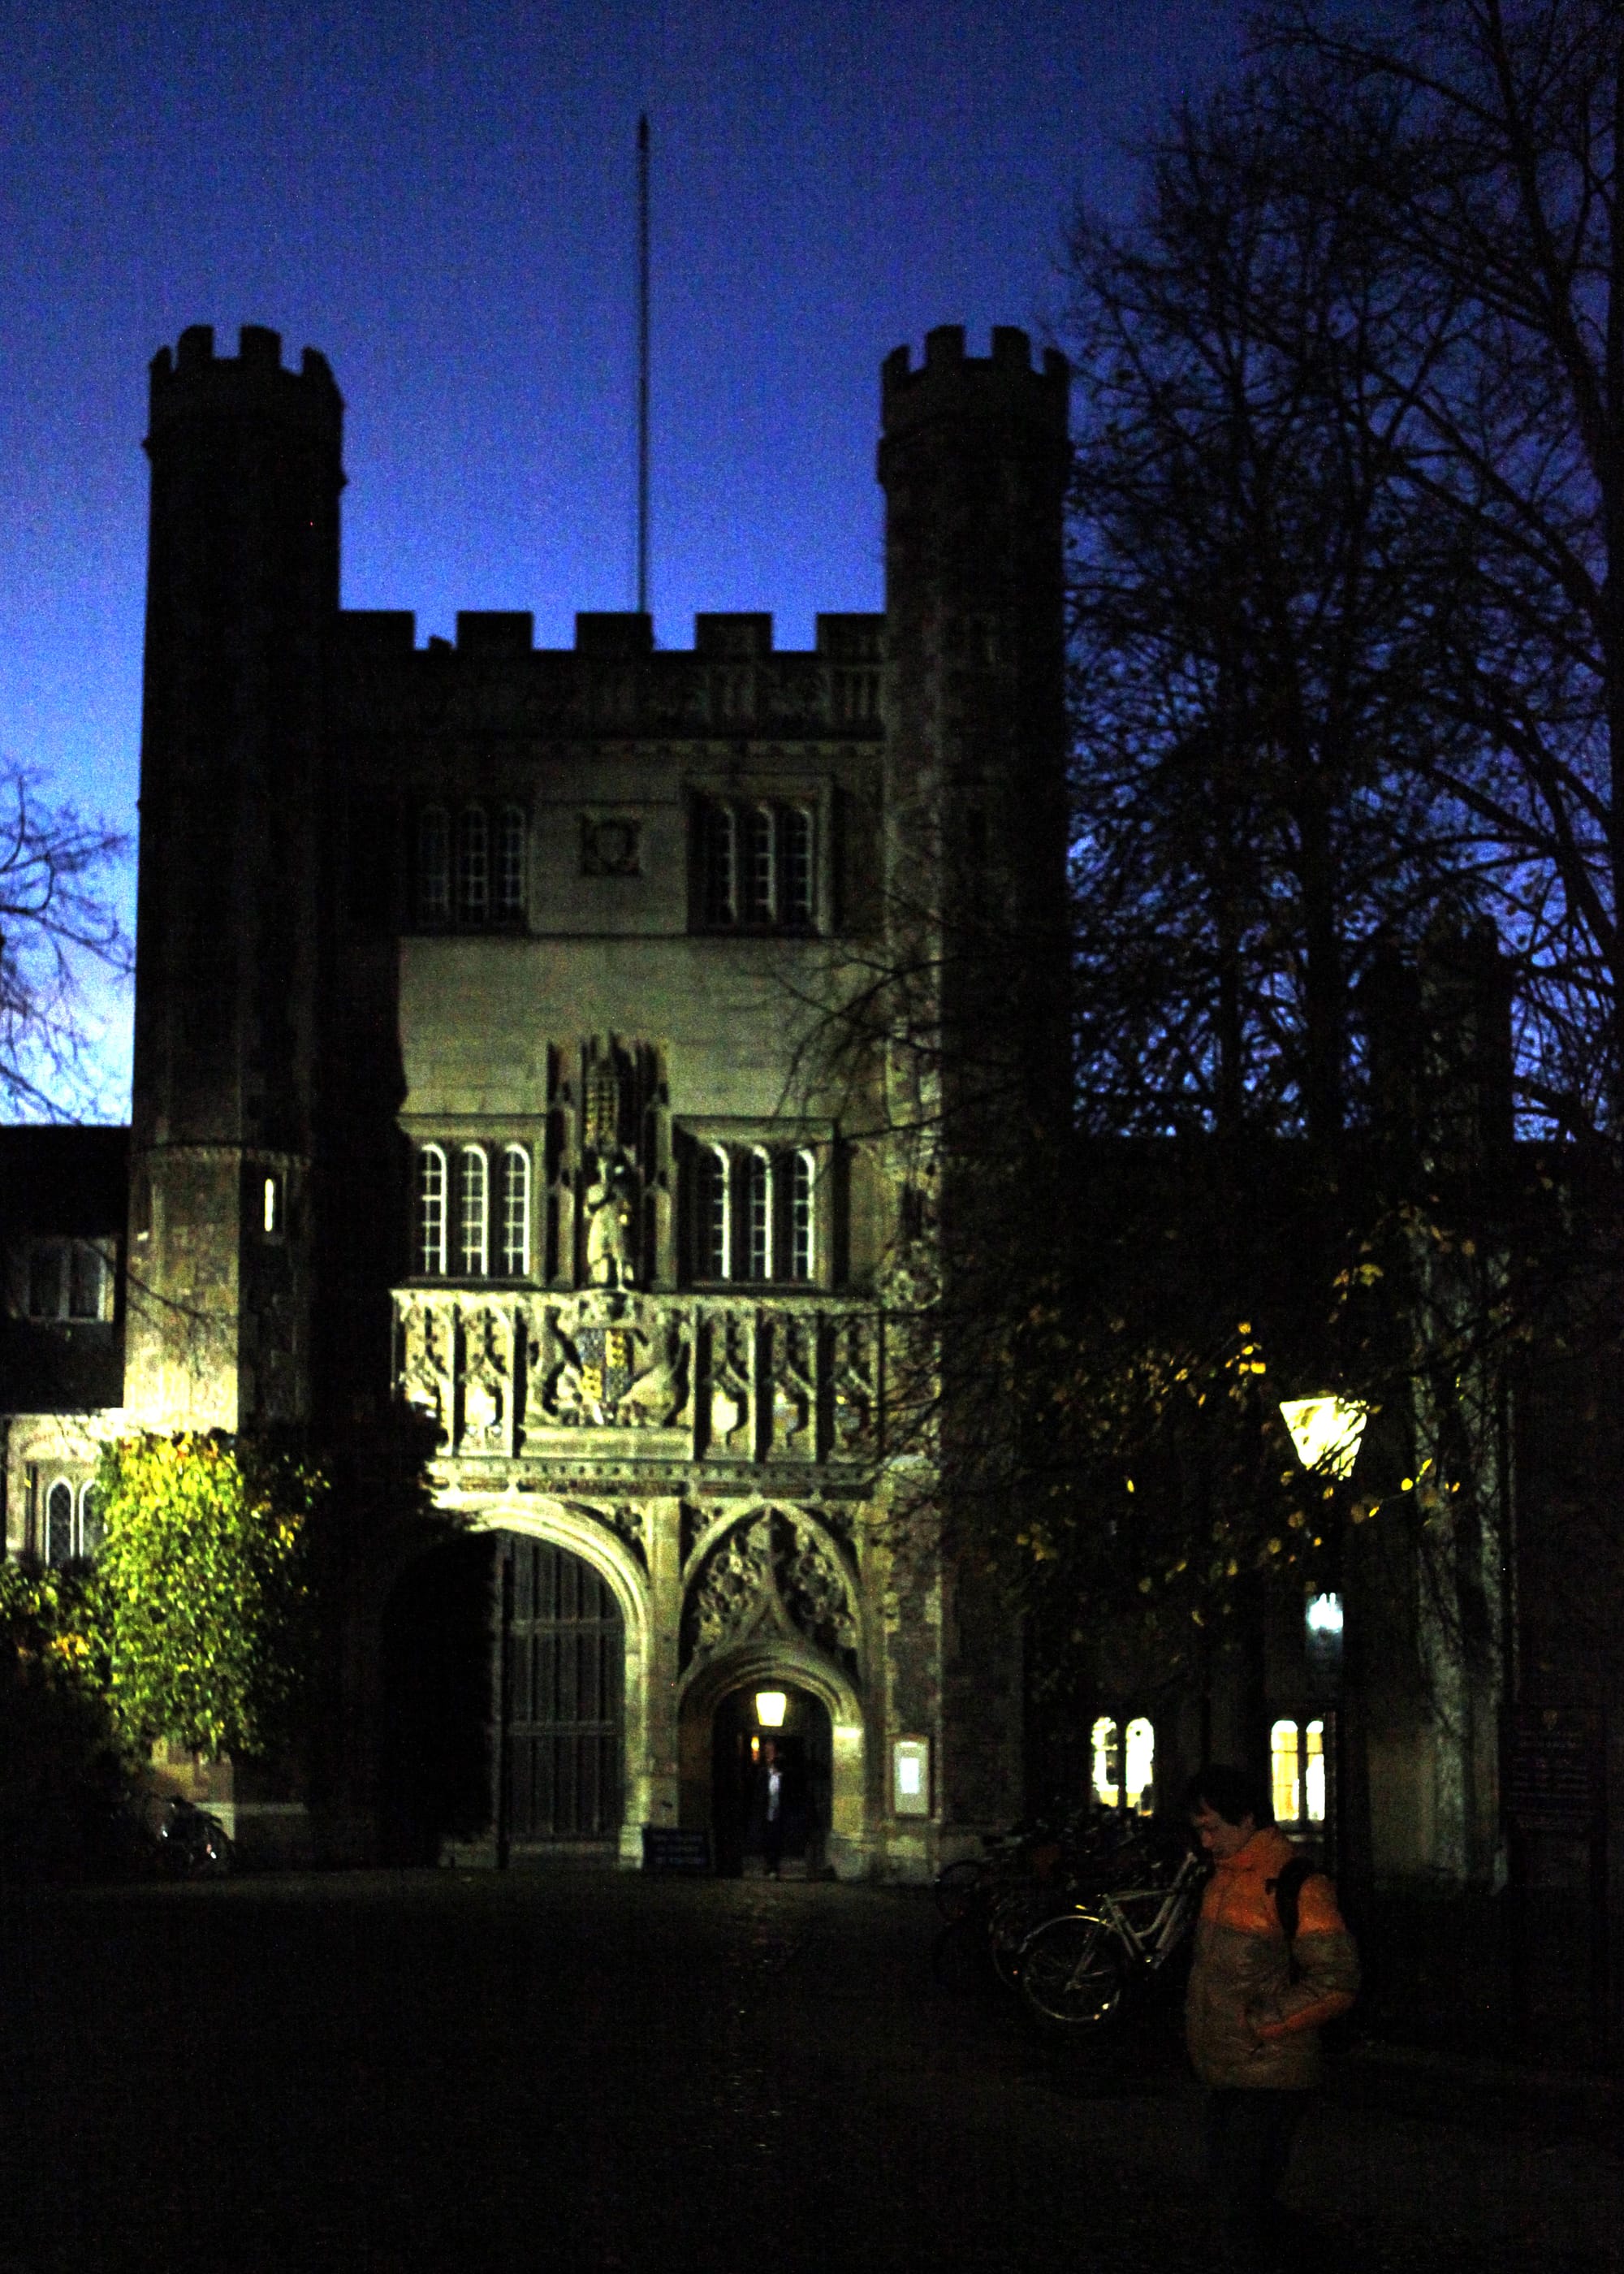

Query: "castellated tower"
<box><xmin>877</xmin><ymin>326</ymin><xmax>1072</xmax><ymax>1831</ymax></box>
<box><xmin>124</xmin><ymin>326</ymin><xmax>344</xmax><ymax>1430</ymax></box>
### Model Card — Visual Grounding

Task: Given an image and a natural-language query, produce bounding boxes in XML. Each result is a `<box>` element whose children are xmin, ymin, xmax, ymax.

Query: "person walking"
<box><xmin>753</xmin><ymin>1737</ymin><xmax>787</xmax><ymax>1879</ymax></box>
<box><xmin>1183</xmin><ymin>1765</ymin><xmax>1359</xmax><ymax>2271</ymax></box>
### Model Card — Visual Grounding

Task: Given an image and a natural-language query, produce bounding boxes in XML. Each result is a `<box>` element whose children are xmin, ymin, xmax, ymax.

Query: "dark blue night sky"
<box><xmin>1</xmin><ymin>0</ymin><xmax>1239</xmax><ymax>1109</ymax></box>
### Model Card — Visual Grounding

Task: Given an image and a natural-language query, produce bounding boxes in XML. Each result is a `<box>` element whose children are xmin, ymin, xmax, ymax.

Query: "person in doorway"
<box><xmin>1183</xmin><ymin>1765</ymin><xmax>1359</xmax><ymax>2272</ymax></box>
<box><xmin>752</xmin><ymin>1737</ymin><xmax>787</xmax><ymax>1878</ymax></box>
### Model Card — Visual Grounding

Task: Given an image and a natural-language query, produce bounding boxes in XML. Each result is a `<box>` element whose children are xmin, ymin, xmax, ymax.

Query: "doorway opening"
<box><xmin>710</xmin><ymin>1684</ymin><xmax>832</xmax><ymax>1878</ymax></box>
<box><xmin>380</xmin><ymin>1528</ymin><xmax>624</xmax><ymax>1864</ymax></box>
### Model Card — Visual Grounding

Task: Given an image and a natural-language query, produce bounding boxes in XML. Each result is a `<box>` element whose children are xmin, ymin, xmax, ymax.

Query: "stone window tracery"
<box><xmin>696</xmin><ymin>798</ymin><xmax>818</xmax><ymax>933</ymax></box>
<box><xmin>688</xmin><ymin>1143</ymin><xmax>820</xmax><ymax>1286</ymax></box>
<box><xmin>456</xmin><ymin>806</ymin><xmax>489</xmax><ymax>923</ymax></box>
<box><xmin>497</xmin><ymin>805</ymin><xmax>526</xmax><ymax>919</ymax></box>
<box><xmin>502</xmin><ymin>1145</ymin><xmax>531</xmax><ymax>1277</ymax></box>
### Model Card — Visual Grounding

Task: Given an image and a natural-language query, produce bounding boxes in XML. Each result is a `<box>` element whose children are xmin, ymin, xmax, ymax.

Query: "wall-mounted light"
<box><xmin>1306</xmin><ymin>1592</ymin><xmax>1345</xmax><ymax>1636</ymax></box>
<box><xmin>754</xmin><ymin>1691</ymin><xmax>788</xmax><ymax>1729</ymax></box>
<box><xmin>1279</xmin><ymin>1394</ymin><xmax>1371</xmax><ymax>1478</ymax></box>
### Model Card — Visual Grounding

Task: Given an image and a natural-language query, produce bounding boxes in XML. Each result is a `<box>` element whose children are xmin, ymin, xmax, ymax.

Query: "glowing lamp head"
<box><xmin>754</xmin><ymin>1691</ymin><xmax>788</xmax><ymax>1729</ymax></box>
<box><xmin>1306</xmin><ymin>1592</ymin><xmax>1345</xmax><ymax>1636</ymax></box>
<box><xmin>1279</xmin><ymin>1394</ymin><xmax>1371</xmax><ymax>1479</ymax></box>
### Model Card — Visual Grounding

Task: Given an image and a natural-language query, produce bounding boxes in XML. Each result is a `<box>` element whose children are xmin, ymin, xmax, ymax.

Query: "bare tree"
<box><xmin>1263</xmin><ymin>0</ymin><xmax>1624</xmax><ymax>1140</ymax></box>
<box><xmin>0</xmin><ymin>760</ymin><xmax>131</xmax><ymax>1121</ymax></box>
<box><xmin>1065</xmin><ymin>75</ymin><xmax>1500</xmax><ymax>1143</ymax></box>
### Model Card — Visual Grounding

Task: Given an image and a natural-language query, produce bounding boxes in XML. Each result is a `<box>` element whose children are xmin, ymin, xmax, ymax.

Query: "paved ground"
<box><xmin>0</xmin><ymin>1871</ymin><xmax>1618</xmax><ymax>2272</ymax></box>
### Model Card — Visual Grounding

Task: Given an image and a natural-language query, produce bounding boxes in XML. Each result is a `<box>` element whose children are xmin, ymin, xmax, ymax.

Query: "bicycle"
<box><xmin>1017</xmin><ymin>1845</ymin><xmax>1207</xmax><ymax>2029</ymax></box>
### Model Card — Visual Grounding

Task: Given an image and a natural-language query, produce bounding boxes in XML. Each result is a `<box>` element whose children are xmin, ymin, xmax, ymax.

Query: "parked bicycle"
<box><xmin>931</xmin><ymin>1809</ymin><xmax>1173</xmax><ymax>1992</ymax></box>
<box><xmin>1017</xmin><ymin>1844</ymin><xmax>1208</xmax><ymax>2029</ymax></box>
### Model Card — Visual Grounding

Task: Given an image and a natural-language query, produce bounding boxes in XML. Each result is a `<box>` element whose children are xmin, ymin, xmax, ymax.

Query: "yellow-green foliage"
<box><xmin>93</xmin><ymin>1433</ymin><xmax>322</xmax><ymax>1758</ymax></box>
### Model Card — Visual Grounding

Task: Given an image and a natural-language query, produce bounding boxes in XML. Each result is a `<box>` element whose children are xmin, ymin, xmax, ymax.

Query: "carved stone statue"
<box><xmin>584</xmin><ymin>1158</ymin><xmax>635</xmax><ymax>1288</ymax></box>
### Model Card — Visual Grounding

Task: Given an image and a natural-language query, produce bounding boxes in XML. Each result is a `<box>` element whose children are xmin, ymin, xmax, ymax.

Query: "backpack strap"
<box><xmin>1269</xmin><ymin>1855</ymin><xmax>1316</xmax><ymax>1982</ymax></box>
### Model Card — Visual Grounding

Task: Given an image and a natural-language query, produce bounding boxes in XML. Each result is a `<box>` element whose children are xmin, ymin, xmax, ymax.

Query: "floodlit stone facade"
<box><xmin>2</xmin><ymin>321</ymin><xmax>1072</xmax><ymax>1877</ymax></box>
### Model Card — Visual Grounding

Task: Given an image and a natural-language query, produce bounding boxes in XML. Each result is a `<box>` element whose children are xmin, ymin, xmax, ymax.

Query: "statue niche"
<box><xmin>555</xmin><ymin>1035</ymin><xmax>670</xmax><ymax>1290</ymax></box>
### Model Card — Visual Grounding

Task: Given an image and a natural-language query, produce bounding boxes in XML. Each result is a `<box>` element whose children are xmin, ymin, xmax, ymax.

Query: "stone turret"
<box><xmin>125</xmin><ymin>324</ymin><xmax>345</xmax><ymax>1429</ymax></box>
<box><xmin>875</xmin><ymin>327</ymin><xmax>1072</xmax><ymax>1835</ymax></box>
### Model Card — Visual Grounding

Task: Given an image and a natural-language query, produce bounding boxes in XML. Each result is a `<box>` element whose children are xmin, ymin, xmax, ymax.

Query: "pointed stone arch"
<box><xmin>677</xmin><ymin>1634</ymin><xmax>869</xmax><ymax>1880</ymax></box>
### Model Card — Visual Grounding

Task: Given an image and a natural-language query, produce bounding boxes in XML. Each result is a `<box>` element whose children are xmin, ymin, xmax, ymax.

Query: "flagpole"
<box><xmin>637</xmin><ymin>112</ymin><xmax>650</xmax><ymax>620</ymax></box>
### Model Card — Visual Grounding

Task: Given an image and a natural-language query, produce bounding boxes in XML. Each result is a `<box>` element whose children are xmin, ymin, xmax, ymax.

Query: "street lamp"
<box><xmin>1278</xmin><ymin>1394</ymin><xmax>1371</xmax><ymax>1480</ymax></box>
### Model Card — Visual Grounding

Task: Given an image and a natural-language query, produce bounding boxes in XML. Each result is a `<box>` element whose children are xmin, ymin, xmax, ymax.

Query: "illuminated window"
<box><xmin>788</xmin><ymin>1150</ymin><xmax>814</xmax><ymax>1281</ymax></box>
<box><xmin>1092</xmin><ymin>1716</ymin><xmax>1120</xmax><ymax>1809</ymax></box>
<box><xmin>1093</xmin><ymin>1714</ymin><xmax>1155</xmax><ymax>1814</ymax></box>
<box><xmin>459</xmin><ymin>1148</ymin><xmax>489</xmax><ymax>1276</ymax></box>
<box><xmin>417</xmin><ymin>1146</ymin><xmax>447</xmax><ymax>1276</ymax></box>
<box><xmin>501</xmin><ymin>1147</ymin><xmax>530</xmax><ymax>1278</ymax></box>
<box><xmin>745</xmin><ymin>1150</ymin><xmax>773</xmax><ymax>1279</ymax></box>
<box><xmin>1124</xmin><ymin>1717</ymin><xmax>1155</xmax><ymax>1814</ymax></box>
<box><xmin>457</xmin><ymin>806</ymin><xmax>490</xmax><ymax>923</ymax></box>
<box><xmin>497</xmin><ymin>806</ymin><xmax>526</xmax><ymax>920</ymax></box>
<box><xmin>417</xmin><ymin>806</ymin><xmax>450</xmax><ymax>921</ymax></box>
<box><xmin>1271</xmin><ymin>1718</ymin><xmax>1328</xmax><ymax>1825</ymax></box>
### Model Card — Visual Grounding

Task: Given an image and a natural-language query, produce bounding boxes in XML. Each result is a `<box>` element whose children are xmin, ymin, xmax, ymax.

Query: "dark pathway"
<box><xmin>0</xmin><ymin>1873</ymin><xmax>1615</xmax><ymax>2272</ymax></box>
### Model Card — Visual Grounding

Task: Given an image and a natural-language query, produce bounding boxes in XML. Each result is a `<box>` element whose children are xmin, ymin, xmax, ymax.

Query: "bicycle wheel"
<box><xmin>934</xmin><ymin>1857</ymin><xmax>991</xmax><ymax>1922</ymax></box>
<box><xmin>988</xmin><ymin>1887</ymin><xmax>1064</xmax><ymax>1990</ymax></box>
<box><xmin>1018</xmin><ymin>1913</ymin><xmax>1125</xmax><ymax>2027</ymax></box>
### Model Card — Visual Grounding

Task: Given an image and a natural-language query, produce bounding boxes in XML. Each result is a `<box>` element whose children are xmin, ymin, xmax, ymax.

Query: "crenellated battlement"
<box><xmin>879</xmin><ymin>324</ymin><xmax>1069</xmax><ymax>443</ymax></box>
<box><xmin>147</xmin><ymin>322</ymin><xmax>343</xmax><ymax>444</ymax></box>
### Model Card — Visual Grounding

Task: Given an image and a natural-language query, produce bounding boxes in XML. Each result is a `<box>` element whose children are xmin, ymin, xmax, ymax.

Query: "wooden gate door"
<box><xmin>496</xmin><ymin>1535</ymin><xmax>624</xmax><ymax>1856</ymax></box>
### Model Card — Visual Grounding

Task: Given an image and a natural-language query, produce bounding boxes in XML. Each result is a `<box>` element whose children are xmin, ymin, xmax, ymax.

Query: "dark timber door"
<box><xmin>496</xmin><ymin>1535</ymin><xmax>624</xmax><ymax>1855</ymax></box>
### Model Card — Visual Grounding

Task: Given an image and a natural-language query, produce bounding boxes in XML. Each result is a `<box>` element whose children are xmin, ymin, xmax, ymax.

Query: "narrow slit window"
<box><xmin>1091</xmin><ymin>1715</ymin><xmax>1120</xmax><ymax>1809</ymax></box>
<box><xmin>1124</xmin><ymin>1717</ymin><xmax>1155</xmax><ymax>1814</ymax></box>
<box><xmin>705</xmin><ymin>802</ymin><xmax>736</xmax><ymax>927</ymax></box>
<box><xmin>744</xmin><ymin>807</ymin><xmax>775</xmax><ymax>924</ymax></box>
<box><xmin>783</xmin><ymin>806</ymin><xmax>814</xmax><ymax>927</ymax></box>
<box><xmin>1304</xmin><ymin>1718</ymin><xmax>1327</xmax><ymax>1825</ymax></box>
<box><xmin>702</xmin><ymin>1146</ymin><xmax>731</xmax><ymax>1278</ymax></box>
<box><xmin>45</xmin><ymin>1481</ymin><xmax>74</xmax><ymax>1569</ymax></box>
<box><xmin>79</xmin><ymin>1482</ymin><xmax>104</xmax><ymax>1558</ymax></box>
<box><xmin>67</xmin><ymin>1241</ymin><xmax>104</xmax><ymax>1319</ymax></box>
<box><xmin>457</xmin><ymin>806</ymin><xmax>490</xmax><ymax>923</ymax></box>
<box><xmin>417</xmin><ymin>806</ymin><xmax>450</xmax><ymax>922</ymax></box>
<box><xmin>497</xmin><ymin>806</ymin><xmax>526</xmax><ymax>920</ymax></box>
<box><xmin>788</xmin><ymin>1149</ymin><xmax>815</xmax><ymax>1281</ymax></box>
<box><xmin>459</xmin><ymin>1148</ymin><xmax>489</xmax><ymax>1276</ymax></box>
<box><xmin>417</xmin><ymin>1146</ymin><xmax>447</xmax><ymax>1276</ymax></box>
<box><xmin>745</xmin><ymin>1149</ymin><xmax>772</xmax><ymax>1279</ymax></box>
<box><xmin>1271</xmin><ymin>1718</ymin><xmax>1302</xmax><ymax>1824</ymax></box>
<box><xmin>502</xmin><ymin>1146</ymin><xmax>530</xmax><ymax>1278</ymax></box>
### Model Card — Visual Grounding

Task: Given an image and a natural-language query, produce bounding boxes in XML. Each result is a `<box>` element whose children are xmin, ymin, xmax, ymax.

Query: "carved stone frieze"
<box><xmin>394</xmin><ymin>1289</ymin><xmax>880</xmax><ymax>1472</ymax></box>
<box><xmin>680</xmin><ymin>1506</ymin><xmax>859</xmax><ymax>1675</ymax></box>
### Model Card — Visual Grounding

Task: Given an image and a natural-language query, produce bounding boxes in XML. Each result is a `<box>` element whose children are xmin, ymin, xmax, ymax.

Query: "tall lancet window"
<box><xmin>701</xmin><ymin>1145</ymin><xmax>732</xmax><ymax>1279</ymax></box>
<box><xmin>788</xmin><ymin>1149</ymin><xmax>815</xmax><ymax>1281</ymax></box>
<box><xmin>497</xmin><ymin>806</ymin><xmax>527</xmax><ymax>922</ymax></box>
<box><xmin>417</xmin><ymin>1145</ymin><xmax>447</xmax><ymax>1275</ymax></box>
<box><xmin>745</xmin><ymin>1149</ymin><xmax>773</xmax><ymax>1279</ymax></box>
<box><xmin>459</xmin><ymin>1148</ymin><xmax>489</xmax><ymax>1276</ymax></box>
<box><xmin>501</xmin><ymin>1146</ymin><xmax>530</xmax><ymax>1278</ymax></box>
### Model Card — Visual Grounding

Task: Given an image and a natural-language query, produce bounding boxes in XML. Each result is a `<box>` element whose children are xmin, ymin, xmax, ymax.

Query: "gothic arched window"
<box><xmin>417</xmin><ymin>1145</ymin><xmax>447</xmax><ymax>1276</ymax></box>
<box><xmin>1271</xmin><ymin>1718</ymin><xmax>1328</xmax><ymax>1825</ymax></box>
<box><xmin>788</xmin><ymin>1149</ymin><xmax>815</xmax><ymax>1281</ymax></box>
<box><xmin>79</xmin><ymin>1481</ymin><xmax>105</xmax><ymax>1558</ymax></box>
<box><xmin>744</xmin><ymin>808</ymin><xmax>775</xmax><ymax>926</ymax></box>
